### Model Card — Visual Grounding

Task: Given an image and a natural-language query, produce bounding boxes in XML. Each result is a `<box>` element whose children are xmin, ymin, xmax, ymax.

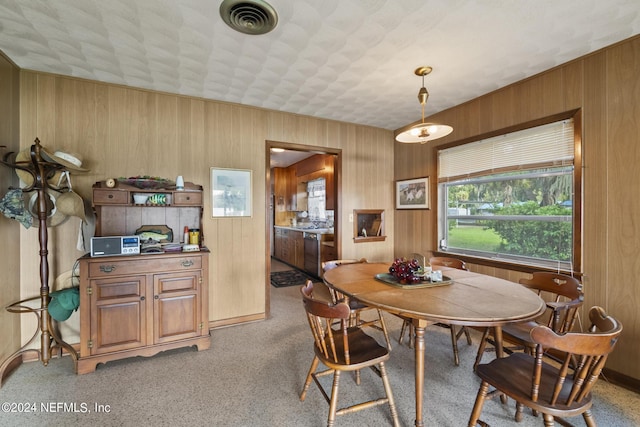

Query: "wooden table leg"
<box><xmin>413</xmin><ymin>319</ymin><xmax>428</xmax><ymax>427</ymax></box>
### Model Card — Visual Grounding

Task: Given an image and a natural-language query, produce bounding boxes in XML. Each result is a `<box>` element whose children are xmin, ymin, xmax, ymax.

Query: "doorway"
<box><xmin>265</xmin><ymin>141</ymin><xmax>342</xmax><ymax>317</ymax></box>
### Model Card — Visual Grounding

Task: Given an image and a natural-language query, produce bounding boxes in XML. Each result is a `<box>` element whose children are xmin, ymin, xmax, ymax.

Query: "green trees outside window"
<box><xmin>442</xmin><ymin>168</ymin><xmax>573</xmax><ymax>269</ymax></box>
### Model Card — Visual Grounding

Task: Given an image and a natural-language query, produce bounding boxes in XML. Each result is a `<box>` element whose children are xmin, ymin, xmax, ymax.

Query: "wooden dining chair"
<box><xmin>398</xmin><ymin>256</ymin><xmax>473</xmax><ymax>366</ymax></box>
<box><xmin>299</xmin><ymin>281</ymin><xmax>400</xmax><ymax>427</ymax></box>
<box><xmin>468</xmin><ymin>306</ymin><xmax>622</xmax><ymax>426</ymax></box>
<box><xmin>322</xmin><ymin>258</ymin><xmax>392</xmax><ymax>350</ymax></box>
<box><xmin>473</xmin><ymin>271</ymin><xmax>584</xmax><ymax>370</ymax></box>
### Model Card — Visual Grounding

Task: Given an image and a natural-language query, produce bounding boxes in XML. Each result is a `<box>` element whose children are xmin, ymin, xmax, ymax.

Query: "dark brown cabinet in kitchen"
<box><xmin>274</xmin><ymin>227</ymin><xmax>304</xmax><ymax>269</ymax></box>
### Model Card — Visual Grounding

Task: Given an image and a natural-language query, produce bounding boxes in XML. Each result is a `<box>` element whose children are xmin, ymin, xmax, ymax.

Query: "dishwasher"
<box><xmin>303</xmin><ymin>232</ymin><xmax>320</xmax><ymax>277</ymax></box>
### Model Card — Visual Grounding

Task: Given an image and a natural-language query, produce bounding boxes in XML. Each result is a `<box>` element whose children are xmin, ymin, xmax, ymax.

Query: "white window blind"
<box><xmin>438</xmin><ymin>119</ymin><xmax>574</xmax><ymax>181</ymax></box>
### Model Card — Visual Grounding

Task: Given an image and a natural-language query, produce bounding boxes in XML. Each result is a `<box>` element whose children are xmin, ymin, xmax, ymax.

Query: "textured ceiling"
<box><xmin>1</xmin><ymin>0</ymin><xmax>639</xmax><ymax>132</ymax></box>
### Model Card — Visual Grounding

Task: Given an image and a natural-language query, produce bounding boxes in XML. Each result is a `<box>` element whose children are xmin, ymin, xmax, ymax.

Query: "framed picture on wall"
<box><xmin>396</xmin><ymin>176</ymin><xmax>429</xmax><ymax>209</ymax></box>
<box><xmin>210</xmin><ymin>168</ymin><xmax>252</xmax><ymax>217</ymax></box>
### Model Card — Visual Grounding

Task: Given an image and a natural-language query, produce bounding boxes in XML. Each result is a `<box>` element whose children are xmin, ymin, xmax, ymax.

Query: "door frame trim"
<box><xmin>265</xmin><ymin>140</ymin><xmax>342</xmax><ymax>318</ymax></box>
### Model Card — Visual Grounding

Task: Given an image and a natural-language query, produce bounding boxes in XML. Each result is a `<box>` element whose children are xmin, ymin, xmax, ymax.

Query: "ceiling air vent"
<box><xmin>219</xmin><ymin>0</ymin><xmax>278</xmax><ymax>35</ymax></box>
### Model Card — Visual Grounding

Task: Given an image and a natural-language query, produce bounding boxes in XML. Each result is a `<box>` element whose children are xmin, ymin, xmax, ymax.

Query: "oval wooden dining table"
<box><xmin>322</xmin><ymin>262</ymin><xmax>546</xmax><ymax>427</ymax></box>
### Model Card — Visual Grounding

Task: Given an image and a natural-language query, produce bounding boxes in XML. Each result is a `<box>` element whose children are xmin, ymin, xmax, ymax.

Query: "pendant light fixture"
<box><xmin>395</xmin><ymin>66</ymin><xmax>453</xmax><ymax>144</ymax></box>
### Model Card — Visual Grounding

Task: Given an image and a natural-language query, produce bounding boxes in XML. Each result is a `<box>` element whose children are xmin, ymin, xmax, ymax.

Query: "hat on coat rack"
<box><xmin>0</xmin><ymin>188</ymin><xmax>32</xmax><ymax>228</ymax></box>
<box><xmin>40</xmin><ymin>147</ymin><xmax>89</xmax><ymax>172</ymax></box>
<box><xmin>15</xmin><ymin>146</ymin><xmax>63</xmax><ymax>188</ymax></box>
<box><xmin>14</xmin><ymin>145</ymin><xmax>89</xmax><ymax>188</ymax></box>
<box><xmin>23</xmin><ymin>188</ymin><xmax>69</xmax><ymax>228</ymax></box>
<box><xmin>56</xmin><ymin>172</ymin><xmax>88</xmax><ymax>223</ymax></box>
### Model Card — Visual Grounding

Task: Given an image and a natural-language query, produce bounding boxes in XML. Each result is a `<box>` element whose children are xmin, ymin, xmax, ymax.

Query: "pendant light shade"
<box><xmin>395</xmin><ymin>66</ymin><xmax>453</xmax><ymax>144</ymax></box>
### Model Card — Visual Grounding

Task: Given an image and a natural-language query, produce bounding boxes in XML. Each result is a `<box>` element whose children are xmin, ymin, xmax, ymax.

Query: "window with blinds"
<box><xmin>437</xmin><ymin>117</ymin><xmax>579</xmax><ymax>271</ymax></box>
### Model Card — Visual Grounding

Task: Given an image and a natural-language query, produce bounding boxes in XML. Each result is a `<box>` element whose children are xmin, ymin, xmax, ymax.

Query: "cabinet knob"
<box><xmin>154</xmin><ymin>295</ymin><xmax>159</xmax><ymax>300</ymax></box>
<box><xmin>99</xmin><ymin>265</ymin><xmax>116</xmax><ymax>273</ymax></box>
<box><xmin>108</xmin><ymin>194</ymin><xmax>114</xmax><ymax>199</ymax></box>
<box><xmin>181</xmin><ymin>260</ymin><xmax>194</xmax><ymax>267</ymax></box>
<box><xmin>140</xmin><ymin>296</ymin><xmax>145</xmax><ymax>301</ymax></box>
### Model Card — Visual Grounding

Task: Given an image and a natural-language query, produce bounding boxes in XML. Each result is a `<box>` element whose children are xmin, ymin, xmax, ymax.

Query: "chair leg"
<box><xmin>449</xmin><ymin>325</ymin><xmax>472</xmax><ymax>366</ymax></box>
<box><xmin>379</xmin><ymin>362</ymin><xmax>400</xmax><ymax>427</ymax></box>
<box><xmin>376</xmin><ymin>309</ymin><xmax>392</xmax><ymax>351</ymax></box>
<box><xmin>515</xmin><ymin>402</ymin><xmax>524</xmax><ymax>422</ymax></box>
<box><xmin>473</xmin><ymin>328</ymin><xmax>491</xmax><ymax>371</ymax></box>
<box><xmin>463</xmin><ymin>326</ymin><xmax>472</xmax><ymax>345</ymax></box>
<box><xmin>450</xmin><ymin>326</ymin><xmax>461</xmax><ymax>366</ymax></box>
<box><xmin>327</xmin><ymin>370</ymin><xmax>341</xmax><ymax>427</ymax></box>
<box><xmin>583</xmin><ymin>409</ymin><xmax>596</xmax><ymax>427</ymax></box>
<box><xmin>300</xmin><ymin>356</ymin><xmax>319</xmax><ymax>401</ymax></box>
<box><xmin>398</xmin><ymin>319</ymin><xmax>409</xmax><ymax>345</ymax></box>
<box><xmin>399</xmin><ymin>319</ymin><xmax>415</xmax><ymax>348</ymax></box>
<box><xmin>542</xmin><ymin>413</ymin><xmax>555</xmax><ymax>426</ymax></box>
<box><xmin>468</xmin><ymin>380</ymin><xmax>490</xmax><ymax>427</ymax></box>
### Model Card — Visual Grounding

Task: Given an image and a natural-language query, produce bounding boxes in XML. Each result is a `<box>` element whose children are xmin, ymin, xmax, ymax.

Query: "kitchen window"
<box><xmin>437</xmin><ymin>113</ymin><xmax>581</xmax><ymax>272</ymax></box>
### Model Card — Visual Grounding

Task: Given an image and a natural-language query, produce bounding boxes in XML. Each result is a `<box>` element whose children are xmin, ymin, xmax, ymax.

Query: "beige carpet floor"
<box><xmin>1</xmin><ymin>276</ymin><xmax>638</xmax><ymax>426</ymax></box>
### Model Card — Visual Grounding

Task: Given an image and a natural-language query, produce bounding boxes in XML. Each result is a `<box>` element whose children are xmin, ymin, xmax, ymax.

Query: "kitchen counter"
<box><xmin>274</xmin><ymin>225</ymin><xmax>334</xmax><ymax>235</ymax></box>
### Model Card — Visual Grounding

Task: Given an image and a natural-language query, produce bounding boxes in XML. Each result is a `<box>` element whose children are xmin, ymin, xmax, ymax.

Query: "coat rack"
<box><xmin>0</xmin><ymin>138</ymin><xmax>78</xmax><ymax>385</ymax></box>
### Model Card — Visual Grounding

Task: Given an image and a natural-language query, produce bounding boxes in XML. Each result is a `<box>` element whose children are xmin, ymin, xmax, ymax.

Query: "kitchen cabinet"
<box><xmin>295</xmin><ymin>154</ymin><xmax>326</xmax><ymax>177</ymax></box>
<box><xmin>274</xmin><ymin>227</ymin><xmax>288</xmax><ymax>261</ymax></box>
<box><xmin>291</xmin><ymin>154</ymin><xmax>335</xmax><ymax>211</ymax></box>
<box><xmin>287</xmin><ymin>166</ymin><xmax>297</xmax><ymax>211</ymax></box>
<box><xmin>274</xmin><ymin>227</ymin><xmax>304</xmax><ymax>269</ymax></box>
<box><xmin>321</xmin><ymin>240</ymin><xmax>337</xmax><ymax>264</ymax></box>
<box><xmin>77</xmin><ymin>180</ymin><xmax>210</xmax><ymax>374</ymax></box>
<box><xmin>295</xmin><ymin>180</ymin><xmax>308</xmax><ymax>211</ymax></box>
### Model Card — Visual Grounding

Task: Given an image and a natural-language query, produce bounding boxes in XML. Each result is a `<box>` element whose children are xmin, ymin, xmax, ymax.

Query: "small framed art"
<box><xmin>396</xmin><ymin>176</ymin><xmax>429</xmax><ymax>209</ymax></box>
<box><xmin>210</xmin><ymin>168</ymin><xmax>252</xmax><ymax>217</ymax></box>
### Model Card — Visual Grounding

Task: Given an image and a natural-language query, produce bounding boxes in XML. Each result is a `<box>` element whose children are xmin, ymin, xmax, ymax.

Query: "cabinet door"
<box><xmin>293</xmin><ymin>231</ymin><xmax>305</xmax><ymax>270</ymax></box>
<box><xmin>154</xmin><ymin>270</ymin><xmax>202</xmax><ymax>343</ymax></box>
<box><xmin>287</xmin><ymin>166</ymin><xmax>297</xmax><ymax>210</ymax></box>
<box><xmin>89</xmin><ymin>275</ymin><xmax>147</xmax><ymax>355</ymax></box>
<box><xmin>324</xmin><ymin>156</ymin><xmax>335</xmax><ymax>210</ymax></box>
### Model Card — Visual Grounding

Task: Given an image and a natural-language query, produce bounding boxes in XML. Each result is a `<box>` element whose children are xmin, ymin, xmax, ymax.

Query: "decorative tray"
<box><xmin>118</xmin><ymin>177</ymin><xmax>174</xmax><ymax>190</ymax></box>
<box><xmin>374</xmin><ymin>273</ymin><xmax>453</xmax><ymax>289</ymax></box>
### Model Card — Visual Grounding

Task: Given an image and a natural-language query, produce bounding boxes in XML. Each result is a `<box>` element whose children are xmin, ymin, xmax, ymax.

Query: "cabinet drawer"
<box><xmin>173</xmin><ymin>191</ymin><xmax>202</xmax><ymax>206</ymax></box>
<box><xmin>93</xmin><ymin>189</ymin><xmax>129</xmax><ymax>205</ymax></box>
<box><xmin>92</xmin><ymin>276</ymin><xmax>145</xmax><ymax>301</ymax></box>
<box><xmin>88</xmin><ymin>255</ymin><xmax>202</xmax><ymax>278</ymax></box>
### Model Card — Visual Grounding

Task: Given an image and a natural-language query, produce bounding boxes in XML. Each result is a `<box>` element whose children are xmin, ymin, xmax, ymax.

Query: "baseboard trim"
<box><xmin>209</xmin><ymin>313</ymin><xmax>265</xmax><ymax>329</ymax></box>
<box><xmin>602</xmin><ymin>367</ymin><xmax>640</xmax><ymax>394</ymax></box>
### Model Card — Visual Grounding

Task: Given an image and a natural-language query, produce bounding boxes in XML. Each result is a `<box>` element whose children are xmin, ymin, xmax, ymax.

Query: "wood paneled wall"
<box><xmin>394</xmin><ymin>35</ymin><xmax>640</xmax><ymax>381</ymax></box>
<box><xmin>0</xmin><ymin>53</ymin><xmax>21</xmax><ymax>363</ymax></box>
<box><xmin>14</xmin><ymin>70</ymin><xmax>395</xmax><ymax>343</ymax></box>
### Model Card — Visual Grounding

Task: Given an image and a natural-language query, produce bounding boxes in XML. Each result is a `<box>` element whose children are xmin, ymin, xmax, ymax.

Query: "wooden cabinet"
<box><xmin>321</xmin><ymin>240</ymin><xmax>337</xmax><ymax>264</ymax></box>
<box><xmin>92</xmin><ymin>181</ymin><xmax>203</xmax><ymax>241</ymax></box>
<box><xmin>273</xmin><ymin>227</ymin><xmax>304</xmax><ymax>269</ymax></box>
<box><xmin>291</xmin><ymin>230</ymin><xmax>304</xmax><ymax>270</ymax></box>
<box><xmin>77</xmin><ymin>180</ymin><xmax>210</xmax><ymax>374</ymax></box>
<box><xmin>290</xmin><ymin>154</ymin><xmax>335</xmax><ymax>211</ymax></box>
<box><xmin>274</xmin><ymin>227</ymin><xmax>287</xmax><ymax>261</ymax></box>
<box><xmin>287</xmin><ymin>166</ymin><xmax>297</xmax><ymax>211</ymax></box>
<box><xmin>77</xmin><ymin>252</ymin><xmax>209</xmax><ymax>374</ymax></box>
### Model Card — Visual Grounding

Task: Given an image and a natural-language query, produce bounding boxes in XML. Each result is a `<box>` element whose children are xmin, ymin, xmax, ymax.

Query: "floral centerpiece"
<box><xmin>389</xmin><ymin>258</ymin><xmax>421</xmax><ymax>284</ymax></box>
